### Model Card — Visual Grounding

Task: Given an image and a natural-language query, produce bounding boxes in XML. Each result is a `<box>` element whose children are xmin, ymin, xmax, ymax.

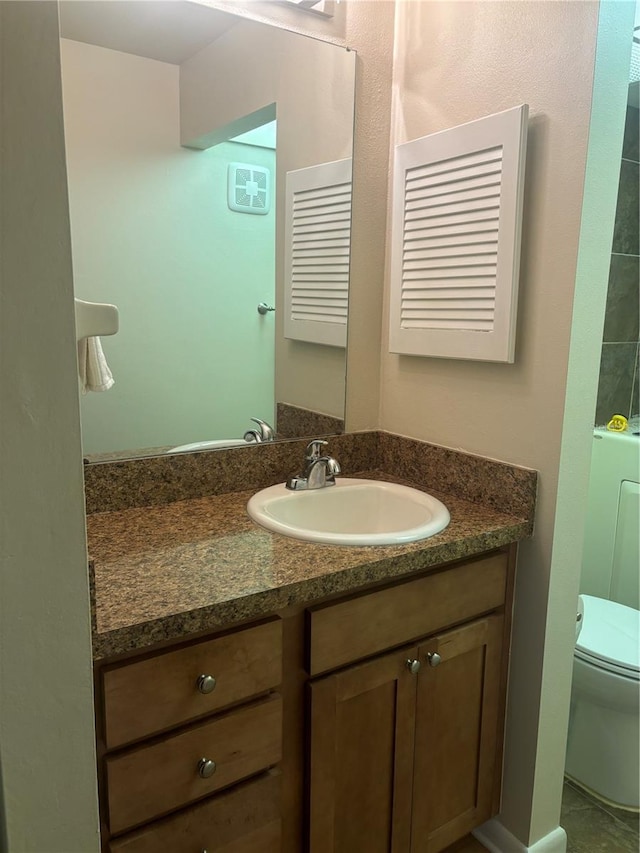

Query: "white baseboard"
<box><xmin>473</xmin><ymin>819</ymin><xmax>567</xmax><ymax>853</ymax></box>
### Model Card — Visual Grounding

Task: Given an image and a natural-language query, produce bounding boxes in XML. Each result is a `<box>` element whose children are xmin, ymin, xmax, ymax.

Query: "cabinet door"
<box><xmin>411</xmin><ymin>615</ymin><xmax>504</xmax><ymax>853</ymax></box>
<box><xmin>308</xmin><ymin>646</ymin><xmax>420</xmax><ymax>853</ymax></box>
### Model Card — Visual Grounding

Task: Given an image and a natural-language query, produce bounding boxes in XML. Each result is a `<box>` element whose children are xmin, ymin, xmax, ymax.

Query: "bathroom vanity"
<box><xmin>86</xmin><ymin>431</ymin><xmax>536</xmax><ymax>853</ymax></box>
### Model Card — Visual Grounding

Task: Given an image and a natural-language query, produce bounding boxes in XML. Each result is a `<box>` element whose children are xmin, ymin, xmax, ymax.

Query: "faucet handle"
<box><xmin>306</xmin><ymin>439</ymin><xmax>328</xmax><ymax>460</ymax></box>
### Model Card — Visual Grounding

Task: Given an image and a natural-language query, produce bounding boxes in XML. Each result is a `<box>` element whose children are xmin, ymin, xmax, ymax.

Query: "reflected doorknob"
<box><xmin>257</xmin><ymin>302</ymin><xmax>275</xmax><ymax>315</ymax></box>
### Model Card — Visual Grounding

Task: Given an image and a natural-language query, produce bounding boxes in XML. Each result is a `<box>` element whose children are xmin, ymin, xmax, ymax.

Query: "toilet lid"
<box><xmin>576</xmin><ymin>595</ymin><xmax>639</xmax><ymax>678</ymax></box>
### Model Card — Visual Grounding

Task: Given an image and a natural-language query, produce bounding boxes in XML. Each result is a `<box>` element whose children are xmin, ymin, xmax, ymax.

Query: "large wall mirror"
<box><xmin>59</xmin><ymin>1</ymin><xmax>356</xmax><ymax>460</ymax></box>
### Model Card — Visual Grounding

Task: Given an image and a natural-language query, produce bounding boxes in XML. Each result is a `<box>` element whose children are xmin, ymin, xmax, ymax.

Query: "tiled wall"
<box><xmin>595</xmin><ymin>104</ymin><xmax>640</xmax><ymax>425</ymax></box>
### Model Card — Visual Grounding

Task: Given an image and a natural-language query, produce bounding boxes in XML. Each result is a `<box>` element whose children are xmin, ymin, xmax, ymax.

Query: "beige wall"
<box><xmin>0</xmin><ymin>3</ymin><xmax>100</xmax><ymax>850</ymax></box>
<box><xmin>382</xmin><ymin>1</ymin><xmax>600</xmax><ymax>846</ymax></box>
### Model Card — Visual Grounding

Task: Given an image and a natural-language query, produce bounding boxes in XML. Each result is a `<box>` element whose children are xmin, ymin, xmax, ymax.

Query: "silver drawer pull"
<box><xmin>426</xmin><ymin>652</ymin><xmax>442</xmax><ymax>667</ymax></box>
<box><xmin>406</xmin><ymin>658</ymin><xmax>421</xmax><ymax>675</ymax></box>
<box><xmin>197</xmin><ymin>758</ymin><xmax>216</xmax><ymax>779</ymax></box>
<box><xmin>196</xmin><ymin>674</ymin><xmax>216</xmax><ymax>694</ymax></box>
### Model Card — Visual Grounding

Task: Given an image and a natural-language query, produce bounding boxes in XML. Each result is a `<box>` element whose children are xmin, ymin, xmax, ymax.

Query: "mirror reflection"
<box><xmin>60</xmin><ymin>1</ymin><xmax>356</xmax><ymax>459</ymax></box>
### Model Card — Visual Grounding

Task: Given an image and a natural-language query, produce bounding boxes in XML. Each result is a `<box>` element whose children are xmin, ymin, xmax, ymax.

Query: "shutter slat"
<box><xmin>294</xmin><ymin>192</ymin><xmax>351</xmax><ymax>211</ymax></box>
<box><xmin>402</xmin><ymin>286</ymin><xmax>496</xmax><ymax>300</ymax></box>
<box><xmin>405</xmin><ymin>147</ymin><xmax>503</xmax><ymax>182</ymax></box>
<box><xmin>292</xmin><ymin>237</ymin><xmax>351</xmax><ymax>250</ymax></box>
<box><xmin>292</xmin><ymin>221</ymin><xmax>350</xmax><ymax>236</ymax></box>
<box><xmin>293</xmin><ymin>200</ymin><xmax>351</xmax><ymax>216</ymax></box>
<box><xmin>404</xmin><ymin>218</ymin><xmax>500</xmax><ymax>241</ymax></box>
<box><xmin>405</xmin><ymin>173</ymin><xmax>502</xmax><ymax>201</ymax></box>
<box><xmin>405</xmin><ymin>198</ymin><xmax>501</xmax><ymax>224</ymax></box>
<box><xmin>403</xmin><ymin>253</ymin><xmax>498</xmax><ymax>270</ymax></box>
<box><xmin>293</xmin><ymin>182</ymin><xmax>351</xmax><ymax>203</ymax></box>
<box><xmin>404</xmin><ymin>232</ymin><xmax>499</xmax><ymax>252</ymax></box>
<box><xmin>405</xmin><ymin>188</ymin><xmax>502</xmax><ymax>214</ymax></box>
<box><xmin>404</xmin><ymin>242</ymin><xmax>498</xmax><ymax>261</ymax></box>
<box><xmin>293</xmin><ymin>248</ymin><xmax>351</xmax><ymax>260</ymax></box>
<box><xmin>405</xmin><ymin>160</ymin><xmax>503</xmax><ymax>193</ymax></box>
<box><xmin>403</xmin><ymin>266</ymin><xmax>497</xmax><ymax>281</ymax></box>
<box><xmin>293</xmin><ymin>210</ymin><xmax>351</xmax><ymax>227</ymax></box>
<box><xmin>292</xmin><ymin>313</ymin><xmax>348</xmax><ymax>324</ymax></box>
<box><xmin>401</xmin><ymin>317</ymin><xmax>495</xmax><ymax>331</ymax></box>
<box><xmin>402</xmin><ymin>298</ymin><xmax>496</xmax><ymax>310</ymax></box>
<box><xmin>292</xmin><ymin>265</ymin><xmax>350</xmax><ymax>275</ymax></box>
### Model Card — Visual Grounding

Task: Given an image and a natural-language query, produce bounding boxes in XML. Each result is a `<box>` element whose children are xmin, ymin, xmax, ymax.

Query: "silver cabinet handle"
<box><xmin>406</xmin><ymin>658</ymin><xmax>421</xmax><ymax>674</ymax></box>
<box><xmin>426</xmin><ymin>652</ymin><xmax>442</xmax><ymax>667</ymax></box>
<box><xmin>197</xmin><ymin>758</ymin><xmax>216</xmax><ymax>779</ymax></box>
<box><xmin>196</xmin><ymin>674</ymin><xmax>216</xmax><ymax>694</ymax></box>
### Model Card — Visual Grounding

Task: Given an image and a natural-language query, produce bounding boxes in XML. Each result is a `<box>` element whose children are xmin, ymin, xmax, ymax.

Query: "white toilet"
<box><xmin>565</xmin><ymin>428</ymin><xmax>640</xmax><ymax>810</ymax></box>
<box><xmin>565</xmin><ymin>594</ymin><xmax>639</xmax><ymax>809</ymax></box>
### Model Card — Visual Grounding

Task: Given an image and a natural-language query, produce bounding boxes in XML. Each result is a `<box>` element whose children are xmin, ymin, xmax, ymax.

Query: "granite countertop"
<box><xmin>88</xmin><ymin>472</ymin><xmax>532</xmax><ymax>660</ymax></box>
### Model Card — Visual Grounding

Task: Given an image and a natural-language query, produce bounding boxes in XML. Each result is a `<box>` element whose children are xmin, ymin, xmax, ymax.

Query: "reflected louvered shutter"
<box><xmin>389</xmin><ymin>105</ymin><xmax>528</xmax><ymax>363</ymax></box>
<box><xmin>284</xmin><ymin>158</ymin><xmax>351</xmax><ymax>347</ymax></box>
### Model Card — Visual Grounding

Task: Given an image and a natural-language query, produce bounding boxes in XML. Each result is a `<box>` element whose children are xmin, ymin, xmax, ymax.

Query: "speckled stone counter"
<box><xmin>88</xmin><ymin>469</ymin><xmax>534</xmax><ymax>660</ymax></box>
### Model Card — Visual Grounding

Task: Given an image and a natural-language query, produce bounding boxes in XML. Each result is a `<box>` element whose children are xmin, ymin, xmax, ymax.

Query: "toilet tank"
<box><xmin>581</xmin><ymin>429</ymin><xmax>640</xmax><ymax>610</ymax></box>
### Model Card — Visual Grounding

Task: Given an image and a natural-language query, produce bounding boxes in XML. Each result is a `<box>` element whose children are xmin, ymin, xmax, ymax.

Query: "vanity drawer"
<box><xmin>307</xmin><ymin>551</ymin><xmax>507</xmax><ymax>674</ymax></box>
<box><xmin>102</xmin><ymin>619</ymin><xmax>282</xmax><ymax>748</ymax></box>
<box><xmin>109</xmin><ymin>771</ymin><xmax>281</xmax><ymax>853</ymax></box>
<box><xmin>106</xmin><ymin>694</ymin><xmax>283</xmax><ymax>835</ymax></box>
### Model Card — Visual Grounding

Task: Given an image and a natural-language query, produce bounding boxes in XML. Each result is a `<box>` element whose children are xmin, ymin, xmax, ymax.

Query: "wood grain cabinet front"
<box><xmin>97</xmin><ymin>619</ymin><xmax>284</xmax><ymax>850</ymax></box>
<box><xmin>308</xmin><ymin>607</ymin><xmax>508</xmax><ymax>853</ymax></box>
<box><xmin>306</xmin><ymin>549</ymin><xmax>510</xmax><ymax>853</ymax></box>
<box><xmin>108</xmin><ymin>771</ymin><xmax>281</xmax><ymax>853</ymax></box>
<box><xmin>306</xmin><ymin>552</ymin><xmax>507</xmax><ymax>675</ymax></box>
<box><xmin>102</xmin><ymin>619</ymin><xmax>282</xmax><ymax>749</ymax></box>
<box><xmin>106</xmin><ymin>694</ymin><xmax>283</xmax><ymax>835</ymax></box>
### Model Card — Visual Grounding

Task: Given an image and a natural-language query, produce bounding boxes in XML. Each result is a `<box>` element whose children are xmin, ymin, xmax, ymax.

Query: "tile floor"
<box><xmin>561</xmin><ymin>778</ymin><xmax>639</xmax><ymax>853</ymax></box>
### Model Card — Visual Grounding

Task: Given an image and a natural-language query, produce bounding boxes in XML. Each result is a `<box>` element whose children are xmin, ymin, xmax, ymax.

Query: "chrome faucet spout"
<box><xmin>286</xmin><ymin>439</ymin><xmax>341</xmax><ymax>491</ymax></box>
<box><xmin>243</xmin><ymin>417</ymin><xmax>274</xmax><ymax>443</ymax></box>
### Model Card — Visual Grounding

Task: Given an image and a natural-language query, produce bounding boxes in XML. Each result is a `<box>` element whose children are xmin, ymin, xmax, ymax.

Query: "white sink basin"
<box><xmin>168</xmin><ymin>438</ymin><xmax>251</xmax><ymax>453</ymax></box>
<box><xmin>247</xmin><ymin>478</ymin><xmax>450</xmax><ymax>546</ymax></box>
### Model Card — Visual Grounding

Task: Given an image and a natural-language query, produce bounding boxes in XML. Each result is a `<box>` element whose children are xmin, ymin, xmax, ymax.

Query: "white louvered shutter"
<box><xmin>389</xmin><ymin>105</ymin><xmax>528</xmax><ymax>363</ymax></box>
<box><xmin>284</xmin><ymin>158</ymin><xmax>351</xmax><ymax>347</ymax></box>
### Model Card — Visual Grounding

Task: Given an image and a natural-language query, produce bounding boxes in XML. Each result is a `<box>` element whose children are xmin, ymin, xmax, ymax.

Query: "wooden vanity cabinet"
<box><xmin>306</xmin><ymin>551</ymin><xmax>513</xmax><ymax>853</ymax></box>
<box><xmin>94</xmin><ymin>546</ymin><xmax>515</xmax><ymax>853</ymax></box>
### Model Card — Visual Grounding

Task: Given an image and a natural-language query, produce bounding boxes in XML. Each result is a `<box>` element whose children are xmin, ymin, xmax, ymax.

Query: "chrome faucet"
<box><xmin>243</xmin><ymin>418</ymin><xmax>275</xmax><ymax>443</ymax></box>
<box><xmin>286</xmin><ymin>439</ymin><xmax>341</xmax><ymax>491</ymax></box>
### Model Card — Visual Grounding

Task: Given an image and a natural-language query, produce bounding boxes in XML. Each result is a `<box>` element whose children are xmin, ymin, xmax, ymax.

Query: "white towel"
<box><xmin>78</xmin><ymin>336</ymin><xmax>115</xmax><ymax>394</ymax></box>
